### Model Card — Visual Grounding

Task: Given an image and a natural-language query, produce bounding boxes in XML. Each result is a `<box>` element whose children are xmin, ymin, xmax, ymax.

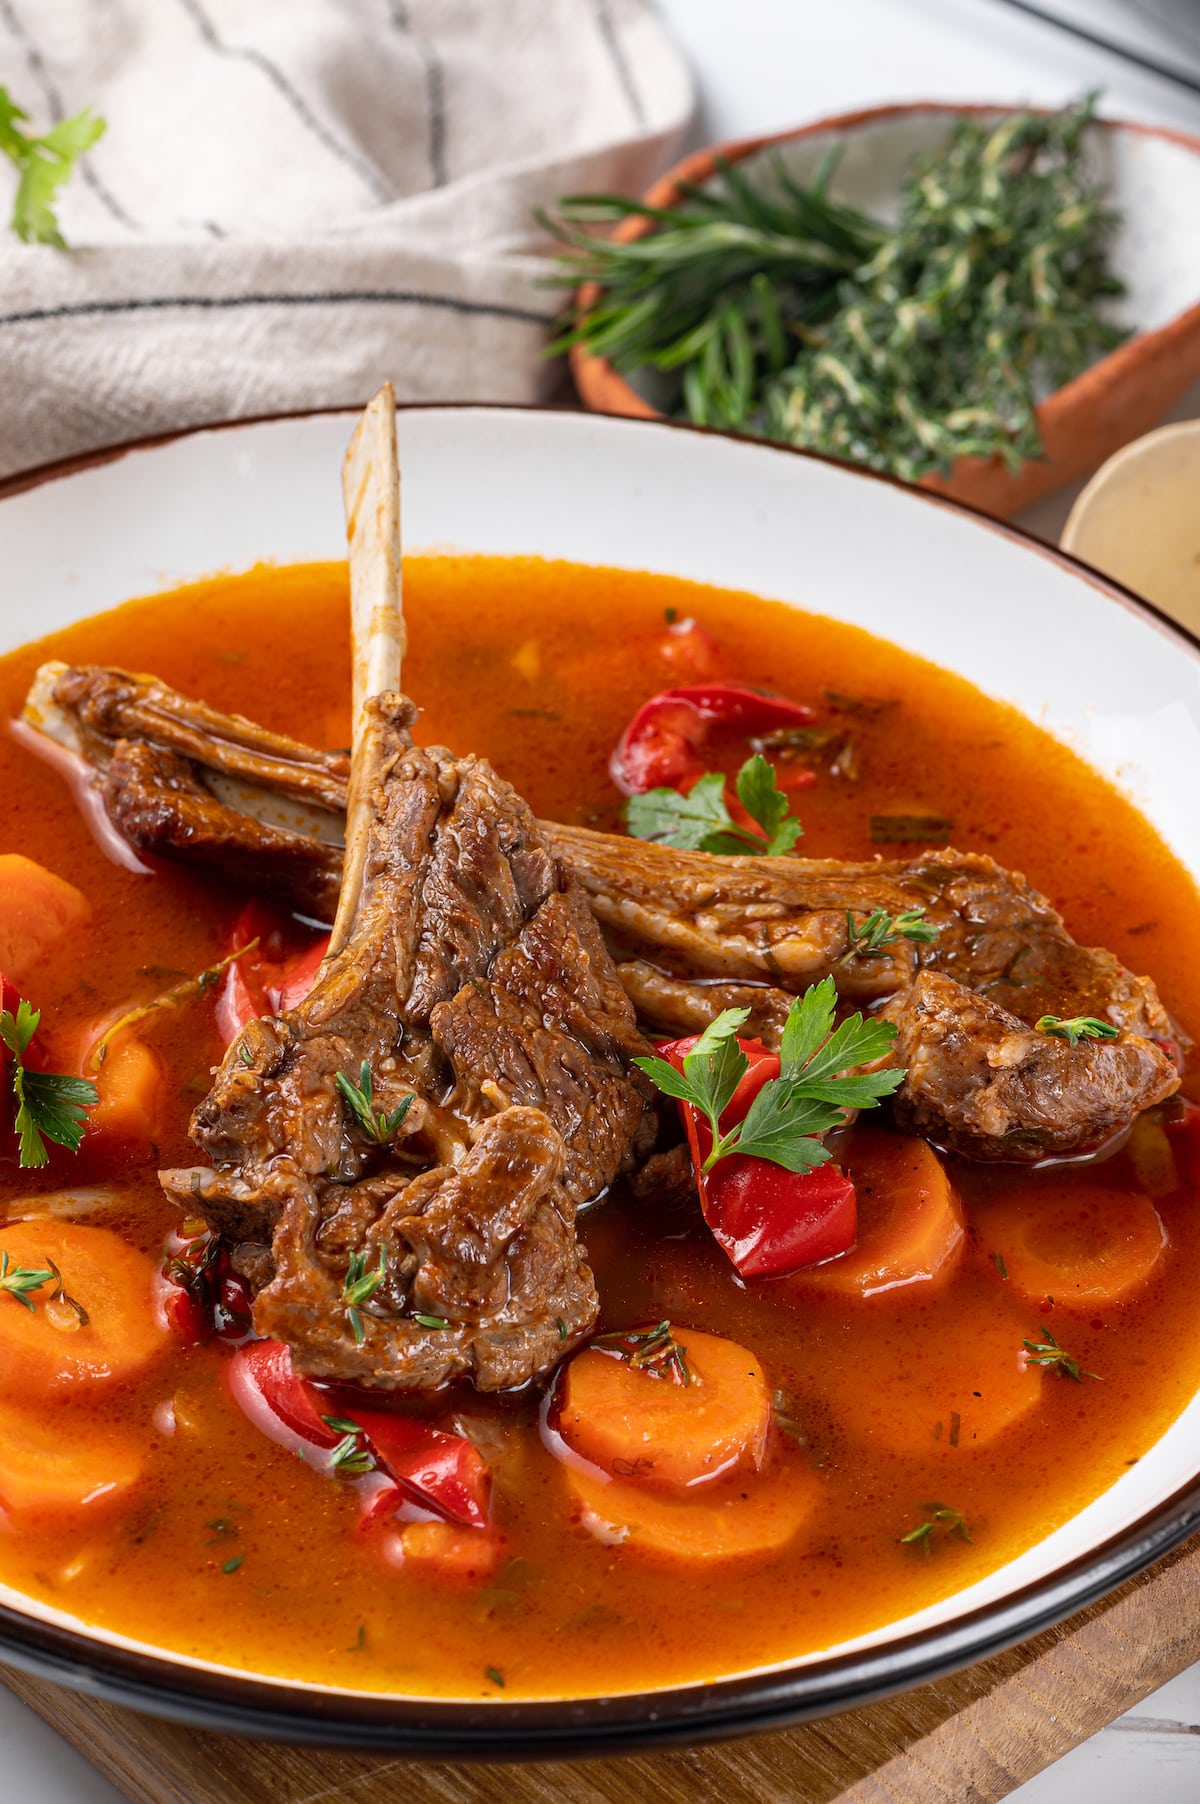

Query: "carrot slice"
<box><xmin>556</xmin><ymin>1327</ymin><xmax>771</xmax><ymax>1490</ymax></box>
<box><xmin>791</xmin><ymin>1127</ymin><xmax>965</xmax><ymax>1299</ymax></box>
<box><xmin>0</xmin><ymin>1222</ymin><xmax>168</xmax><ymax>1395</ymax></box>
<box><xmin>565</xmin><ymin>1462</ymin><xmax>820</xmax><ymax>1565</ymax></box>
<box><xmin>0</xmin><ymin>1394</ymin><xmax>145</xmax><ymax>1522</ymax></box>
<box><xmin>81</xmin><ymin>1029</ymin><xmax>163</xmax><ymax>1144</ymax></box>
<box><xmin>0</xmin><ymin>854</ymin><xmax>90</xmax><ymax>984</ymax></box>
<box><xmin>384</xmin><ymin>1521</ymin><xmax>507</xmax><ymax>1583</ymax></box>
<box><xmin>975</xmin><ymin>1180</ymin><xmax>1168</xmax><ymax>1309</ymax></box>
<box><xmin>820</xmin><ymin>1305</ymin><xmax>1044</xmax><ymax>1456</ymax></box>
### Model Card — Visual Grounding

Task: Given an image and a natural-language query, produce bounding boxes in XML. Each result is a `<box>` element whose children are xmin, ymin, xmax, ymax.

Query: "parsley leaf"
<box><xmin>1034</xmin><ymin>1014</ymin><xmax>1119</xmax><ymax>1048</ymax></box>
<box><xmin>624</xmin><ymin>754</ymin><xmax>802</xmax><ymax>856</ymax></box>
<box><xmin>0</xmin><ymin>87</ymin><xmax>106</xmax><ymax>247</ymax></box>
<box><xmin>0</xmin><ymin>1001</ymin><xmax>98</xmax><ymax>1169</ymax></box>
<box><xmin>633</xmin><ymin>980</ymin><xmax>903</xmax><ymax>1177</ymax></box>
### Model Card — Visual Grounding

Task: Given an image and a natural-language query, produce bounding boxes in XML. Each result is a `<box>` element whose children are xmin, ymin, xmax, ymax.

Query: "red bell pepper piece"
<box><xmin>227</xmin><ymin>1340</ymin><xmax>491</xmax><ymax>1529</ymax></box>
<box><xmin>215</xmin><ymin>902</ymin><xmax>331</xmax><ymax>1046</ymax></box>
<box><xmin>611</xmin><ymin>683</ymin><xmax>816</xmax><ymax>796</ymax></box>
<box><xmin>1166</xmin><ymin>1101</ymin><xmax>1200</xmax><ymax>1194</ymax></box>
<box><xmin>657</xmin><ymin>618</ymin><xmax>723</xmax><ymax>681</ymax></box>
<box><xmin>154</xmin><ymin>1225</ymin><xmax>253</xmax><ymax>1347</ymax></box>
<box><xmin>660</xmin><ymin>1033</ymin><xmax>857</xmax><ymax>1280</ymax></box>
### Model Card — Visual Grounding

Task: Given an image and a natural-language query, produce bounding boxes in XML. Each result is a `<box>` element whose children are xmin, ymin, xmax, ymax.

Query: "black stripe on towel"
<box><xmin>591</xmin><ymin>0</ymin><xmax>647</xmax><ymax>129</ymax></box>
<box><xmin>390</xmin><ymin>2</ymin><xmax>449</xmax><ymax>188</ymax></box>
<box><xmin>0</xmin><ymin>289</ymin><xmax>555</xmax><ymax>329</ymax></box>
<box><xmin>174</xmin><ymin>0</ymin><xmax>393</xmax><ymax>203</ymax></box>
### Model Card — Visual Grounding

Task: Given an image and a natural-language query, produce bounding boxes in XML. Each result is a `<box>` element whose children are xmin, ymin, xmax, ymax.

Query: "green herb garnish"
<box><xmin>547</xmin><ymin>98</ymin><xmax>1124</xmax><ymax>483</ymax></box>
<box><xmin>484</xmin><ymin>1665</ymin><xmax>506</xmax><ymax>1689</ymax></box>
<box><xmin>0</xmin><ymin>86</ymin><xmax>106</xmax><ymax>246</ymax></box>
<box><xmin>991</xmin><ymin>1251</ymin><xmax>1009</xmax><ymax>1280</ymax></box>
<box><xmin>1022</xmin><ymin>1326</ymin><xmax>1098</xmax><ymax>1383</ymax></box>
<box><xmin>901</xmin><ymin>1502</ymin><xmax>972</xmax><ymax>1554</ymax></box>
<box><xmin>221</xmin><ymin>1555</ymin><xmax>243</xmax><ymax>1575</ymax></box>
<box><xmin>634</xmin><ymin>976</ymin><xmax>902</xmax><ymax>1176</ymax></box>
<box><xmin>843</xmin><ymin>906</ymin><xmax>938</xmax><ymax>960</ymax></box>
<box><xmin>1034</xmin><ymin>1014</ymin><xmax>1119</xmax><ymax>1048</ymax></box>
<box><xmin>870</xmin><ymin>814</ymin><xmax>954</xmax><ymax>845</ymax></box>
<box><xmin>593</xmin><ymin>1321</ymin><xmax>693</xmax><ymax>1386</ymax></box>
<box><xmin>0</xmin><ymin>1249</ymin><xmax>54</xmax><ymax>1311</ymax></box>
<box><xmin>336</xmin><ymin>1061</ymin><xmax>414</xmax><ymax>1144</ymax></box>
<box><xmin>322</xmin><ymin>1416</ymin><xmax>378</xmax><ymax>1477</ymax></box>
<box><xmin>625</xmin><ymin>752</ymin><xmax>801</xmax><ymax>855</ymax></box>
<box><xmin>342</xmin><ymin>1247</ymin><xmax>388</xmax><ymax>1346</ymax></box>
<box><xmin>0</xmin><ymin>999</ymin><xmax>98</xmax><ymax>1169</ymax></box>
<box><xmin>413</xmin><ymin>1313</ymin><xmax>451</xmax><ymax>1330</ymax></box>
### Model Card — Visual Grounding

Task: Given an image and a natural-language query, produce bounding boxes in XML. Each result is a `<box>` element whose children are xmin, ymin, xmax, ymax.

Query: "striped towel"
<box><xmin>0</xmin><ymin>0</ymin><xmax>692</xmax><ymax>477</ymax></box>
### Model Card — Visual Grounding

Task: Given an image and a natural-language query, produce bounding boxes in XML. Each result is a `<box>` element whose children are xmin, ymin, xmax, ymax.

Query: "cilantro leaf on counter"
<box><xmin>0</xmin><ymin>86</ymin><xmax>106</xmax><ymax>246</ymax></box>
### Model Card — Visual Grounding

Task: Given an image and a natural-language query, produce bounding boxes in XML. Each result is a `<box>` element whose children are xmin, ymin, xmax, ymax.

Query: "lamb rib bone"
<box><xmin>154</xmin><ymin>388</ymin><xmax>656</xmax><ymax>1390</ymax></box>
<box><xmin>17</xmin><ymin>684</ymin><xmax>1184</xmax><ymax>1164</ymax></box>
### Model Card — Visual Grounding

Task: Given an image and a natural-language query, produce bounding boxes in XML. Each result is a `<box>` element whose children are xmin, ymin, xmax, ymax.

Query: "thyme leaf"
<box><xmin>843</xmin><ymin>906</ymin><xmax>939</xmax><ymax>960</ymax></box>
<box><xmin>593</xmin><ymin>1321</ymin><xmax>694</xmax><ymax>1386</ymax></box>
<box><xmin>342</xmin><ymin>1246</ymin><xmax>388</xmax><ymax>1346</ymax></box>
<box><xmin>901</xmin><ymin>1502</ymin><xmax>972</xmax><ymax>1554</ymax></box>
<box><xmin>1035</xmin><ymin>1014</ymin><xmax>1119</xmax><ymax>1048</ymax></box>
<box><xmin>0</xmin><ymin>1249</ymin><xmax>54</xmax><ymax>1312</ymax></box>
<box><xmin>1022</xmin><ymin>1326</ymin><xmax>1098</xmax><ymax>1383</ymax></box>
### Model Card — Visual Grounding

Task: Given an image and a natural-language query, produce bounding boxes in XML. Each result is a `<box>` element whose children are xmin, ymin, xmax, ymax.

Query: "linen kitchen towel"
<box><xmin>0</xmin><ymin>0</ymin><xmax>692</xmax><ymax>476</ymax></box>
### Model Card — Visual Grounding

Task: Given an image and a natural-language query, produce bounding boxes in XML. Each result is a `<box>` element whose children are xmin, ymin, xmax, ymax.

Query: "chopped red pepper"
<box><xmin>215</xmin><ymin>902</ymin><xmax>331</xmax><ymax>1046</ymax></box>
<box><xmin>661</xmin><ymin>1033</ymin><xmax>857</xmax><ymax>1280</ymax></box>
<box><xmin>611</xmin><ymin>683</ymin><xmax>816</xmax><ymax>796</ymax></box>
<box><xmin>1166</xmin><ymin>1101</ymin><xmax>1200</xmax><ymax>1194</ymax></box>
<box><xmin>227</xmin><ymin>1339</ymin><xmax>491</xmax><ymax>1530</ymax></box>
<box><xmin>657</xmin><ymin>618</ymin><xmax>723</xmax><ymax>681</ymax></box>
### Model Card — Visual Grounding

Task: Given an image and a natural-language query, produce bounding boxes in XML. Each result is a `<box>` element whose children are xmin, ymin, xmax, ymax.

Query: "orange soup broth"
<box><xmin>0</xmin><ymin>556</ymin><xmax>1198</xmax><ymax>1700</ymax></box>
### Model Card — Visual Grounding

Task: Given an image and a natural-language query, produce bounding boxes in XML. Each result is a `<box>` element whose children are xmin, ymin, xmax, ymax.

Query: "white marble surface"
<box><xmin>5</xmin><ymin>0</ymin><xmax>1200</xmax><ymax>1797</ymax></box>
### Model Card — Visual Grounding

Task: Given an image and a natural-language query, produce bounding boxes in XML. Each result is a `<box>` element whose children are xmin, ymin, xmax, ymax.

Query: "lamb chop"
<box><xmin>158</xmin><ymin>389</ymin><xmax>656</xmax><ymax>1391</ymax></box>
<box><xmin>16</xmin><ymin>586</ymin><xmax>1183</xmax><ymax>1168</ymax></box>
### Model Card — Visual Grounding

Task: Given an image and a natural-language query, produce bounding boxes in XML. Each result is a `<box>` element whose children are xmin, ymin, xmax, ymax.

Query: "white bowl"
<box><xmin>1</xmin><ymin>408</ymin><xmax>1199</xmax><ymax>1752</ymax></box>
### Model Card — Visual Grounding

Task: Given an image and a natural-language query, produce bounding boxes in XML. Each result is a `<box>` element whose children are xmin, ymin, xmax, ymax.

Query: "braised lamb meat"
<box><xmin>161</xmin><ymin>695</ymin><xmax>656</xmax><ymax>1391</ymax></box>
<box><xmin>25</xmin><ymin>662</ymin><xmax>1182</xmax><ymax>1161</ymax></box>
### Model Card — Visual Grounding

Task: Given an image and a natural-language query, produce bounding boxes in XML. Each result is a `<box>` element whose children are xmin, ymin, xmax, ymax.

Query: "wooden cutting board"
<box><xmin>5</xmin><ymin>1531</ymin><xmax>1200</xmax><ymax>1804</ymax></box>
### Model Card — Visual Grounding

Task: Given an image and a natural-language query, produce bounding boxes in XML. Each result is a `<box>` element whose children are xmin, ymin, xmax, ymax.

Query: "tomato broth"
<box><xmin>0</xmin><ymin>556</ymin><xmax>1198</xmax><ymax>1700</ymax></box>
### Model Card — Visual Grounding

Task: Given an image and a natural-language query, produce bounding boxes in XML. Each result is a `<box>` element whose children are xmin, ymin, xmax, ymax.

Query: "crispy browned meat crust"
<box><xmin>48</xmin><ymin>664</ymin><xmax>1183</xmax><ymax>1163</ymax></box>
<box><xmin>161</xmin><ymin>696</ymin><xmax>656</xmax><ymax>1391</ymax></box>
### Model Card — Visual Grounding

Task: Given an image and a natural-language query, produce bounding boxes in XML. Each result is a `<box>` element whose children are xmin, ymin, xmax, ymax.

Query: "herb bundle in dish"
<box><xmin>543</xmin><ymin>97</ymin><xmax>1126</xmax><ymax>482</ymax></box>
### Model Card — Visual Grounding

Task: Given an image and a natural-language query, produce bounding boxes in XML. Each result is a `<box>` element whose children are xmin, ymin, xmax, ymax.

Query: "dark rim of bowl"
<box><xmin>0</xmin><ymin>403</ymin><xmax>1197</xmax><ymax>1757</ymax></box>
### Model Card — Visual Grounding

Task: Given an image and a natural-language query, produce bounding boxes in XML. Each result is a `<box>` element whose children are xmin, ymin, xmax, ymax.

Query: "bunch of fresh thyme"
<box><xmin>544</xmin><ymin>97</ymin><xmax>1125</xmax><ymax>481</ymax></box>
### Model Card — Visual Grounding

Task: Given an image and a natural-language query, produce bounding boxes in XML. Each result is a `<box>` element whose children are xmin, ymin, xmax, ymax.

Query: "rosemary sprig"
<box><xmin>1035</xmin><ymin>1014</ymin><xmax>1119</xmax><ymax>1048</ymax></box>
<box><xmin>548</xmin><ymin>97</ymin><xmax>1124</xmax><ymax>481</ymax></box>
<box><xmin>592</xmin><ymin>1321</ymin><xmax>694</xmax><ymax>1387</ymax></box>
<box><xmin>843</xmin><ymin>906</ymin><xmax>938</xmax><ymax>961</ymax></box>
<box><xmin>343</xmin><ymin>1246</ymin><xmax>388</xmax><ymax>1346</ymax></box>
<box><xmin>1022</xmin><ymin>1326</ymin><xmax>1098</xmax><ymax>1383</ymax></box>
<box><xmin>336</xmin><ymin>1062</ymin><xmax>414</xmax><ymax>1145</ymax></box>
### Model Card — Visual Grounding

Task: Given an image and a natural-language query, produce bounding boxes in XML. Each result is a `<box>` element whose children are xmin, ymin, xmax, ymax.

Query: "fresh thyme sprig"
<box><xmin>1022</xmin><ymin>1326</ymin><xmax>1098</xmax><ymax>1383</ymax></box>
<box><xmin>901</xmin><ymin>1502</ymin><xmax>972</xmax><ymax>1554</ymax></box>
<box><xmin>336</xmin><ymin>1062</ymin><xmax>414</xmax><ymax>1145</ymax></box>
<box><xmin>342</xmin><ymin>1246</ymin><xmax>388</xmax><ymax>1345</ymax></box>
<box><xmin>0</xmin><ymin>1249</ymin><xmax>54</xmax><ymax>1311</ymax></box>
<box><xmin>91</xmin><ymin>939</ymin><xmax>261</xmax><ymax>1070</ymax></box>
<box><xmin>593</xmin><ymin>1321</ymin><xmax>694</xmax><ymax>1386</ymax></box>
<box><xmin>0</xmin><ymin>998</ymin><xmax>98</xmax><ymax>1169</ymax></box>
<box><xmin>547</xmin><ymin>97</ymin><xmax>1124</xmax><ymax>481</ymax></box>
<box><xmin>322</xmin><ymin>1415</ymin><xmax>378</xmax><ymax>1477</ymax></box>
<box><xmin>625</xmin><ymin>752</ymin><xmax>801</xmax><ymax>855</ymax></box>
<box><xmin>634</xmin><ymin>976</ymin><xmax>903</xmax><ymax>1176</ymax></box>
<box><xmin>843</xmin><ymin>906</ymin><xmax>938</xmax><ymax>961</ymax></box>
<box><xmin>1035</xmin><ymin>1014</ymin><xmax>1119</xmax><ymax>1048</ymax></box>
